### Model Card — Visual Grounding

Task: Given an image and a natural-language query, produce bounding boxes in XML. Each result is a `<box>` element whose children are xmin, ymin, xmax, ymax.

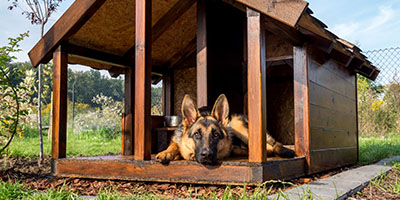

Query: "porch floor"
<box><xmin>52</xmin><ymin>154</ymin><xmax>306</xmax><ymax>185</ymax></box>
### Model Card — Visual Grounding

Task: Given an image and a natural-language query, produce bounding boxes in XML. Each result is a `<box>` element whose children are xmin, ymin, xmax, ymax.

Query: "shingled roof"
<box><xmin>28</xmin><ymin>0</ymin><xmax>379</xmax><ymax>80</ymax></box>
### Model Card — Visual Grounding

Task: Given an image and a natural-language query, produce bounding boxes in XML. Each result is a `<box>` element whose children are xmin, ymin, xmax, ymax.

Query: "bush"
<box><xmin>72</xmin><ymin>94</ymin><xmax>122</xmax><ymax>138</ymax></box>
<box><xmin>358</xmin><ymin>75</ymin><xmax>400</xmax><ymax>135</ymax></box>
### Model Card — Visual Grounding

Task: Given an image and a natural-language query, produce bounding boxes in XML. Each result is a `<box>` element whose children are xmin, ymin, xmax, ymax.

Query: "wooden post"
<box><xmin>293</xmin><ymin>45</ymin><xmax>310</xmax><ymax>166</ymax></box>
<box><xmin>247</xmin><ymin>8</ymin><xmax>267</xmax><ymax>163</ymax></box>
<box><xmin>162</xmin><ymin>75</ymin><xmax>172</xmax><ymax>116</ymax></box>
<box><xmin>122</xmin><ymin>67</ymin><xmax>134</xmax><ymax>155</ymax></box>
<box><xmin>51</xmin><ymin>46</ymin><xmax>68</xmax><ymax>159</ymax></box>
<box><xmin>134</xmin><ymin>0</ymin><xmax>152</xmax><ymax>160</ymax></box>
<box><xmin>196</xmin><ymin>0</ymin><xmax>208</xmax><ymax>107</ymax></box>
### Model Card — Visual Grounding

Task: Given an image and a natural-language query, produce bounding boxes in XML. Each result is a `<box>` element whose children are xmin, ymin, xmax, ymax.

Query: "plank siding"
<box><xmin>308</xmin><ymin>60</ymin><xmax>356</xmax><ymax>100</ymax></box>
<box><xmin>309</xmin><ymin>148</ymin><xmax>357</xmax><ymax>172</ymax></box>
<box><xmin>308</xmin><ymin>58</ymin><xmax>357</xmax><ymax>173</ymax></box>
<box><xmin>309</xmin><ymin>82</ymin><xmax>356</xmax><ymax>115</ymax></box>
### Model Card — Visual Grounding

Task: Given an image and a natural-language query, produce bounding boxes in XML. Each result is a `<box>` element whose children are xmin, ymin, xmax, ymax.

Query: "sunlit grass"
<box><xmin>7</xmin><ymin>129</ymin><xmax>121</xmax><ymax>158</ymax></box>
<box><xmin>359</xmin><ymin>134</ymin><xmax>400</xmax><ymax>164</ymax></box>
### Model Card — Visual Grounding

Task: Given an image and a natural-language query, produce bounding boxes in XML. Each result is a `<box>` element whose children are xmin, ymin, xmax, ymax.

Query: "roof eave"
<box><xmin>28</xmin><ymin>0</ymin><xmax>106</xmax><ymax>67</ymax></box>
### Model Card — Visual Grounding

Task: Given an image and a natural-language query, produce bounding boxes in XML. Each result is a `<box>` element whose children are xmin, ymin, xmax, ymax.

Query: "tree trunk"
<box><xmin>38</xmin><ymin>24</ymin><xmax>44</xmax><ymax>161</ymax></box>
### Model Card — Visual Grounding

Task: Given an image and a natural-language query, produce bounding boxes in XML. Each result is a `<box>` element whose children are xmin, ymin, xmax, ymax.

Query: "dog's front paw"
<box><xmin>155</xmin><ymin>151</ymin><xmax>175</xmax><ymax>164</ymax></box>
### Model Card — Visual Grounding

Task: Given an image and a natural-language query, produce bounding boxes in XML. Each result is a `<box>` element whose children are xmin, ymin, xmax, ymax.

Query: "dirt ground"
<box><xmin>349</xmin><ymin>168</ymin><xmax>400</xmax><ymax>200</ymax></box>
<box><xmin>0</xmin><ymin>156</ymin><xmax>362</xmax><ymax>198</ymax></box>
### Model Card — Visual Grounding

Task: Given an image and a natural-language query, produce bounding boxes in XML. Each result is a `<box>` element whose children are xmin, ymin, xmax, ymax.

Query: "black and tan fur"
<box><xmin>155</xmin><ymin>94</ymin><xmax>295</xmax><ymax>164</ymax></box>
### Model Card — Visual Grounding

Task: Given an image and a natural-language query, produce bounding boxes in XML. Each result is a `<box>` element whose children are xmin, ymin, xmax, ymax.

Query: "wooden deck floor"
<box><xmin>52</xmin><ymin>154</ymin><xmax>306</xmax><ymax>185</ymax></box>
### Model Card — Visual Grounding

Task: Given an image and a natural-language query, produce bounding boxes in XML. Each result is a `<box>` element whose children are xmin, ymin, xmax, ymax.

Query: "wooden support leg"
<box><xmin>162</xmin><ymin>75</ymin><xmax>172</xmax><ymax>116</ymax></box>
<box><xmin>52</xmin><ymin>46</ymin><xmax>68</xmax><ymax>159</ymax></box>
<box><xmin>122</xmin><ymin>67</ymin><xmax>134</xmax><ymax>155</ymax></box>
<box><xmin>134</xmin><ymin>0</ymin><xmax>152</xmax><ymax>160</ymax></box>
<box><xmin>246</xmin><ymin>8</ymin><xmax>267</xmax><ymax>163</ymax></box>
<box><xmin>293</xmin><ymin>45</ymin><xmax>310</xmax><ymax>166</ymax></box>
<box><xmin>196</xmin><ymin>0</ymin><xmax>208</xmax><ymax>107</ymax></box>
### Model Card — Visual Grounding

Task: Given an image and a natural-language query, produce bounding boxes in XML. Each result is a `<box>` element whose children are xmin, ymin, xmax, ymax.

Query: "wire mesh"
<box><xmin>365</xmin><ymin>47</ymin><xmax>400</xmax><ymax>85</ymax></box>
<box><xmin>359</xmin><ymin>47</ymin><xmax>400</xmax><ymax>135</ymax></box>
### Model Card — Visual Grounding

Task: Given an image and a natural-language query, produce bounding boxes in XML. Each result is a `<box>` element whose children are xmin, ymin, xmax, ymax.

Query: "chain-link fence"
<box><xmin>365</xmin><ymin>47</ymin><xmax>400</xmax><ymax>85</ymax></box>
<box><xmin>359</xmin><ymin>47</ymin><xmax>400</xmax><ymax>135</ymax></box>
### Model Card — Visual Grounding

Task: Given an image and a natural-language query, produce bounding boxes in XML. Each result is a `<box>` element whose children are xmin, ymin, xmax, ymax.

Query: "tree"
<box><xmin>8</xmin><ymin>0</ymin><xmax>64</xmax><ymax>161</ymax></box>
<box><xmin>0</xmin><ymin>33</ymin><xmax>29</xmax><ymax>155</ymax></box>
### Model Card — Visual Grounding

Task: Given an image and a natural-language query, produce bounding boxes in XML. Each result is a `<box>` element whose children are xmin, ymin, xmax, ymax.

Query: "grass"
<box><xmin>0</xmin><ymin>181</ymin><xmax>78</xmax><ymax>200</ymax></box>
<box><xmin>359</xmin><ymin>134</ymin><xmax>400</xmax><ymax>164</ymax></box>
<box><xmin>7</xmin><ymin>128</ymin><xmax>121</xmax><ymax>158</ymax></box>
<box><xmin>0</xmin><ymin>180</ymin><xmax>312</xmax><ymax>200</ymax></box>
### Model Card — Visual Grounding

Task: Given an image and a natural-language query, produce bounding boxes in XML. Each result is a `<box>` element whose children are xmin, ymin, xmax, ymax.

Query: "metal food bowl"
<box><xmin>164</xmin><ymin>115</ymin><xmax>181</xmax><ymax>127</ymax></box>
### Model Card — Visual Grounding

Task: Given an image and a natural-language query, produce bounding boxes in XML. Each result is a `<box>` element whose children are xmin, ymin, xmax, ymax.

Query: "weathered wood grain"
<box><xmin>123</xmin><ymin>67</ymin><xmax>134</xmax><ymax>155</ymax></box>
<box><xmin>236</xmin><ymin>0</ymin><xmax>308</xmax><ymax>27</ymax></box>
<box><xmin>52</xmin><ymin>46</ymin><xmax>68</xmax><ymax>159</ymax></box>
<box><xmin>247</xmin><ymin>8</ymin><xmax>267</xmax><ymax>163</ymax></box>
<box><xmin>309</xmin><ymin>127</ymin><xmax>357</xmax><ymax>150</ymax></box>
<box><xmin>53</xmin><ymin>155</ymin><xmax>306</xmax><ymax>185</ymax></box>
<box><xmin>309</xmin><ymin>147</ymin><xmax>357</xmax><ymax>173</ymax></box>
<box><xmin>293</xmin><ymin>45</ymin><xmax>310</xmax><ymax>166</ymax></box>
<box><xmin>134</xmin><ymin>0</ymin><xmax>152</xmax><ymax>160</ymax></box>
<box><xmin>196</xmin><ymin>0</ymin><xmax>208</xmax><ymax>107</ymax></box>
<box><xmin>29</xmin><ymin>0</ymin><xmax>106</xmax><ymax>67</ymax></box>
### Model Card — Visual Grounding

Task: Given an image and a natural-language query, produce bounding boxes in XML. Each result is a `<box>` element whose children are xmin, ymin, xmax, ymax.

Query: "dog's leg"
<box><xmin>155</xmin><ymin>142</ymin><xmax>180</xmax><ymax>164</ymax></box>
<box><xmin>232</xmin><ymin>146</ymin><xmax>248</xmax><ymax>156</ymax></box>
<box><xmin>228</xmin><ymin>115</ymin><xmax>249</xmax><ymax>144</ymax></box>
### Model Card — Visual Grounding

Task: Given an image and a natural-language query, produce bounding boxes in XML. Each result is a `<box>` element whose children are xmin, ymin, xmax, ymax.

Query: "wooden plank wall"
<box><xmin>307</xmin><ymin>57</ymin><xmax>357</xmax><ymax>173</ymax></box>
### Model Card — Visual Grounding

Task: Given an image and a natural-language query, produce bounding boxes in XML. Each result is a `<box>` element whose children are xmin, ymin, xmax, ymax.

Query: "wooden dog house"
<box><xmin>29</xmin><ymin>0</ymin><xmax>379</xmax><ymax>185</ymax></box>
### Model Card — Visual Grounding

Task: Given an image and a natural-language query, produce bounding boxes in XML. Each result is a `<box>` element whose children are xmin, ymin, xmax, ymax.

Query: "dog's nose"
<box><xmin>200</xmin><ymin>149</ymin><xmax>211</xmax><ymax>158</ymax></box>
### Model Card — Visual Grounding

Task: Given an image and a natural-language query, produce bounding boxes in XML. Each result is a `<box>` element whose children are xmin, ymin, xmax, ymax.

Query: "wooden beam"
<box><xmin>162</xmin><ymin>75</ymin><xmax>173</xmax><ymax>116</ymax></box>
<box><xmin>134</xmin><ymin>0</ymin><xmax>152</xmax><ymax>160</ymax></box>
<box><xmin>247</xmin><ymin>8</ymin><xmax>267</xmax><ymax>163</ymax></box>
<box><xmin>29</xmin><ymin>0</ymin><xmax>106</xmax><ymax>67</ymax></box>
<box><xmin>293</xmin><ymin>44</ymin><xmax>310</xmax><ymax>170</ymax></box>
<box><xmin>52</xmin><ymin>46</ymin><xmax>68</xmax><ymax>159</ymax></box>
<box><xmin>124</xmin><ymin>0</ymin><xmax>195</xmax><ymax>58</ymax></box>
<box><xmin>108</xmin><ymin>66</ymin><xmax>126</xmax><ymax>78</ymax></box>
<box><xmin>236</xmin><ymin>0</ymin><xmax>308</xmax><ymax>27</ymax></box>
<box><xmin>298</xmin><ymin>27</ymin><xmax>334</xmax><ymax>54</ymax></box>
<box><xmin>197</xmin><ymin>0</ymin><xmax>208</xmax><ymax>107</ymax></box>
<box><xmin>123</xmin><ymin>67</ymin><xmax>134</xmax><ymax>155</ymax></box>
<box><xmin>168</xmin><ymin>38</ymin><xmax>197</xmax><ymax>69</ymax></box>
<box><xmin>66</xmin><ymin>43</ymin><xmax>132</xmax><ymax>68</ymax></box>
<box><xmin>266</xmin><ymin>55</ymin><xmax>293</xmax><ymax>62</ymax></box>
<box><xmin>263</xmin><ymin>17</ymin><xmax>304</xmax><ymax>46</ymax></box>
<box><xmin>152</xmin><ymin>0</ymin><xmax>195</xmax><ymax>43</ymax></box>
<box><xmin>330</xmin><ymin>49</ymin><xmax>352</xmax><ymax>66</ymax></box>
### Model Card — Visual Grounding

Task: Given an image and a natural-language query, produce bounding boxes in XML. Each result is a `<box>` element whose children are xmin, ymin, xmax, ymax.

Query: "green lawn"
<box><xmin>359</xmin><ymin>134</ymin><xmax>400</xmax><ymax>164</ymax></box>
<box><xmin>7</xmin><ymin>130</ymin><xmax>121</xmax><ymax>158</ymax></box>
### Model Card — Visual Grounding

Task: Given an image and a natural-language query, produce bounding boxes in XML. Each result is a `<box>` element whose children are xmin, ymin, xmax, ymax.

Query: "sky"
<box><xmin>1</xmin><ymin>0</ymin><xmax>399</xmax><ymax>66</ymax></box>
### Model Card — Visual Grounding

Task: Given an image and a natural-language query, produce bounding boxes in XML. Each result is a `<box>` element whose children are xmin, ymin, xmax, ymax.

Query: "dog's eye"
<box><xmin>193</xmin><ymin>131</ymin><xmax>201</xmax><ymax>138</ymax></box>
<box><xmin>212</xmin><ymin>130</ymin><xmax>220</xmax><ymax>138</ymax></box>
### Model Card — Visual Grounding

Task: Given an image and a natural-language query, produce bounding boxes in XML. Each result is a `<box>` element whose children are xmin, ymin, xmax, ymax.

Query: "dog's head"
<box><xmin>181</xmin><ymin>94</ymin><xmax>231</xmax><ymax>165</ymax></box>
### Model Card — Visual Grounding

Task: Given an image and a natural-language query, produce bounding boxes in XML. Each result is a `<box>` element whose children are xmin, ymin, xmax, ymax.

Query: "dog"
<box><xmin>155</xmin><ymin>94</ymin><xmax>295</xmax><ymax>165</ymax></box>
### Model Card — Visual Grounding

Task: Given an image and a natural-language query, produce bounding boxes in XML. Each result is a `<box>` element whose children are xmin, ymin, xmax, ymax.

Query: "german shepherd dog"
<box><xmin>155</xmin><ymin>94</ymin><xmax>295</xmax><ymax>165</ymax></box>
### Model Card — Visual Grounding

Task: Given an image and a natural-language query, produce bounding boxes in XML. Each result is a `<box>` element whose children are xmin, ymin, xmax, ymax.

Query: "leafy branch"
<box><xmin>0</xmin><ymin>33</ymin><xmax>29</xmax><ymax>154</ymax></box>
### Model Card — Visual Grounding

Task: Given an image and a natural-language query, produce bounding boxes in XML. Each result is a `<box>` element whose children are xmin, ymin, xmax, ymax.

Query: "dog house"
<box><xmin>29</xmin><ymin>0</ymin><xmax>379</xmax><ymax>185</ymax></box>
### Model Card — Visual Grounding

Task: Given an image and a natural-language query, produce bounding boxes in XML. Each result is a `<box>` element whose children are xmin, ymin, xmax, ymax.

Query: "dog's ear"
<box><xmin>181</xmin><ymin>94</ymin><xmax>200</xmax><ymax>127</ymax></box>
<box><xmin>211</xmin><ymin>94</ymin><xmax>229</xmax><ymax>126</ymax></box>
